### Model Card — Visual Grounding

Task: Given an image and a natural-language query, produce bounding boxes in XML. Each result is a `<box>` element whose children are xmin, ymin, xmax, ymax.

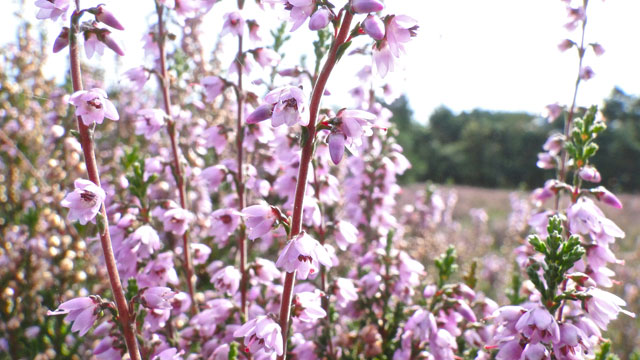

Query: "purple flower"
<box><xmin>580</xmin><ymin>66</ymin><xmax>595</xmax><ymax>80</ymax></box>
<box><xmin>252</xmin><ymin>47</ymin><xmax>281</xmax><ymax>68</ymax></box>
<box><xmin>202</xmin><ymin>125</ymin><xmax>228</xmax><ymax>154</ymax></box>
<box><xmin>202</xmin><ymin>76</ymin><xmax>225</xmax><ymax>102</ymax></box>
<box><xmin>579</xmin><ymin>165</ymin><xmax>601</xmax><ymax>183</ymax></box>
<box><xmin>246</xmin><ymin>104</ymin><xmax>274</xmax><ymax>124</ymax></box>
<box><xmin>334</xmin><ymin>277</ymin><xmax>358</xmax><ymax>308</ymax></box>
<box><xmin>373</xmin><ymin>15</ymin><xmax>418</xmax><ymax>77</ymax></box>
<box><xmin>209</xmin><ymin>208</ymin><xmax>242</xmax><ymax>244</ymax></box>
<box><xmin>242</xmin><ymin>204</ymin><xmax>278</xmax><ymax>240</ymax></box>
<box><xmin>328</xmin><ymin>109</ymin><xmax>377</xmax><ymax>164</ymax></box>
<box><xmin>140</xmin><ymin>287</ymin><xmax>176</xmax><ymax>310</ymax></box>
<box><xmin>68</xmin><ymin>88</ymin><xmax>119</xmax><ymax>126</ymax></box>
<box><xmin>276</xmin><ymin>231</ymin><xmax>332</xmax><ymax>279</ymax></box>
<box><xmin>309</xmin><ymin>7</ymin><xmax>332</xmax><ymax>31</ymax></box>
<box><xmin>211</xmin><ymin>265</ymin><xmax>241</xmax><ymax>295</ymax></box>
<box><xmin>222</xmin><ymin>11</ymin><xmax>245</xmax><ymax>37</ymax></box>
<box><xmin>352</xmin><ymin>0</ymin><xmax>384</xmax><ymax>14</ymax></box>
<box><xmin>191</xmin><ymin>243</ymin><xmax>211</xmax><ymax>265</ymax></box>
<box><xmin>542</xmin><ymin>133</ymin><xmax>565</xmax><ymax>155</ymax></box>
<box><xmin>135</xmin><ymin>109</ymin><xmax>166</xmax><ymax>139</ymax></box>
<box><xmin>553</xmin><ymin>323</ymin><xmax>590</xmax><ymax>360</ymax></box>
<box><xmin>536</xmin><ymin>152</ymin><xmax>556</xmax><ymax>169</ymax></box>
<box><xmin>262</xmin><ymin>86</ymin><xmax>307</xmax><ymax>127</ymax></box>
<box><xmin>126</xmin><ymin>225</ymin><xmax>161</xmax><ymax>258</ymax></box>
<box><xmin>123</xmin><ymin>67</ymin><xmax>149</xmax><ymax>91</ymax></box>
<box><xmin>254</xmin><ymin>257</ymin><xmax>281</xmax><ymax>283</ymax></box>
<box><xmin>53</xmin><ymin>27</ymin><xmax>70</xmax><ymax>53</ymax></box>
<box><xmin>162</xmin><ymin>207</ymin><xmax>194</xmax><ymax>236</ymax></box>
<box><xmin>35</xmin><ymin>0</ymin><xmax>70</xmax><ymax>21</ymax></box>
<box><xmin>84</xmin><ymin>32</ymin><xmax>105</xmax><ymax>58</ymax></box>
<box><xmin>233</xmin><ymin>315</ymin><xmax>284</xmax><ymax>356</ymax></box>
<box><xmin>95</xmin><ymin>5</ymin><xmax>124</xmax><ymax>30</ymax></box>
<box><xmin>584</xmin><ymin>288</ymin><xmax>635</xmax><ymax>329</ymax></box>
<box><xmin>592</xmin><ymin>186</ymin><xmax>623</xmax><ymax>209</ymax></box>
<box><xmin>363</xmin><ymin>15</ymin><xmax>385</xmax><ymax>40</ymax></box>
<box><xmin>47</xmin><ymin>297</ymin><xmax>99</xmax><ymax>336</ymax></box>
<box><xmin>61</xmin><ymin>179</ymin><xmax>106</xmax><ymax>225</ymax></box>
<box><xmin>293</xmin><ymin>290</ymin><xmax>326</xmax><ymax>322</ymax></box>
<box><xmin>334</xmin><ymin>220</ymin><xmax>358</xmax><ymax>250</ymax></box>
<box><xmin>286</xmin><ymin>0</ymin><xmax>314</xmax><ymax>32</ymax></box>
<box><xmin>200</xmin><ymin>164</ymin><xmax>227</xmax><ymax>192</ymax></box>
<box><xmin>514</xmin><ymin>306</ymin><xmax>560</xmax><ymax>344</ymax></box>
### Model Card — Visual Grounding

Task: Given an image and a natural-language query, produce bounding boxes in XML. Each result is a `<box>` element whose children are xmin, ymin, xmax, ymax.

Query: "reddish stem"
<box><xmin>155</xmin><ymin>1</ymin><xmax>198</xmax><ymax>314</ymax></box>
<box><xmin>68</xmin><ymin>7</ymin><xmax>141</xmax><ymax>360</ymax></box>
<box><xmin>276</xmin><ymin>10</ymin><xmax>354</xmax><ymax>360</ymax></box>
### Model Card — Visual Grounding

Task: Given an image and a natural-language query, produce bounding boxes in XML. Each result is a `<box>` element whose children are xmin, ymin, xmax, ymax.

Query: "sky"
<box><xmin>3</xmin><ymin>0</ymin><xmax>640</xmax><ymax>123</ymax></box>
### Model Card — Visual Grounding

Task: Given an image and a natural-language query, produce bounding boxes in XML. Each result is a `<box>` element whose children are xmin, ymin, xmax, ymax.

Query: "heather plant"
<box><xmin>0</xmin><ymin>0</ymin><xmax>638</xmax><ymax>359</ymax></box>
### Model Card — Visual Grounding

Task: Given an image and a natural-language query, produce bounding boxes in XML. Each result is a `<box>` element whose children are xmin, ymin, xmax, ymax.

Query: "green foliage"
<box><xmin>596</xmin><ymin>341</ymin><xmax>621</xmax><ymax>360</ymax></box>
<box><xmin>435</xmin><ymin>246</ymin><xmax>458</xmax><ymax>288</ymax></box>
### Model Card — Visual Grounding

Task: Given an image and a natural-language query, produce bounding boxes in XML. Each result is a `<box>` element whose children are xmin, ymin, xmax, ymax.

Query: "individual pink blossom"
<box><xmin>93</xmin><ymin>335</ymin><xmax>121</xmax><ymax>360</ymax></box>
<box><xmin>545</xmin><ymin>103</ymin><xmax>564</xmax><ymax>122</ymax></box>
<box><xmin>209</xmin><ymin>208</ymin><xmax>242</xmax><ymax>244</ymax></box>
<box><xmin>276</xmin><ymin>231</ymin><xmax>332</xmax><ymax>279</ymax></box>
<box><xmin>565</xmin><ymin>6</ymin><xmax>585</xmax><ymax>31</ymax></box>
<box><xmin>84</xmin><ymin>32</ymin><xmax>106</xmax><ymax>58</ymax></box>
<box><xmin>68</xmin><ymin>88</ymin><xmax>119</xmax><ymax>126</ymax></box>
<box><xmin>592</xmin><ymin>186</ymin><xmax>623</xmax><ymax>209</ymax></box>
<box><xmin>334</xmin><ymin>277</ymin><xmax>358</xmax><ymax>308</ymax></box>
<box><xmin>293</xmin><ymin>290</ymin><xmax>326</xmax><ymax>322</ymax></box>
<box><xmin>260</xmin><ymin>86</ymin><xmax>307</xmax><ymax>127</ymax></box>
<box><xmin>536</xmin><ymin>152</ymin><xmax>555</xmax><ymax>169</ymax></box>
<box><xmin>53</xmin><ymin>27</ymin><xmax>69</xmax><ymax>53</ymax></box>
<box><xmin>246</xmin><ymin>104</ymin><xmax>274</xmax><ymax>124</ymax></box>
<box><xmin>202</xmin><ymin>125</ymin><xmax>228</xmax><ymax>154</ymax></box>
<box><xmin>190</xmin><ymin>299</ymin><xmax>234</xmax><ymax>337</ymax></box>
<box><xmin>153</xmin><ymin>347</ymin><xmax>184</xmax><ymax>360</ymax></box>
<box><xmin>579</xmin><ymin>66</ymin><xmax>595</xmax><ymax>80</ymax></box>
<box><xmin>591</xmin><ymin>43</ymin><xmax>605</xmax><ymax>56</ymax></box>
<box><xmin>61</xmin><ymin>179</ymin><xmax>106</xmax><ymax>225</ymax></box>
<box><xmin>309</xmin><ymin>7</ymin><xmax>332</xmax><ymax>31</ymax></box>
<box><xmin>123</xmin><ymin>67</ymin><xmax>149</xmax><ymax>91</ymax></box>
<box><xmin>140</xmin><ymin>287</ymin><xmax>176</xmax><ymax>310</ymax></box>
<box><xmin>552</xmin><ymin>323</ymin><xmax>590</xmax><ymax>360</ymax></box>
<box><xmin>94</xmin><ymin>5</ymin><xmax>124</xmax><ymax>30</ymax></box>
<box><xmin>135</xmin><ymin>109</ymin><xmax>166</xmax><ymax>139</ymax></box>
<box><xmin>126</xmin><ymin>225</ymin><xmax>161</xmax><ymax>258</ymax></box>
<box><xmin>211</xmin><ymin>265</ymin><xmax>241</xmax><ymax>295</ymax></box>
<box><xmin>567</xmin><ymin>197</ymin><xmax>624</xmax><ymax>238</ymax></box>
<box><xmin>222</xmin><ymin>11</ymin><xmax>245</xmax><ymax>37</ymax></box>
<box><xmin>334</xmin><ymin>220</ymin><xmax>358</xmax><ymax>250</ymax></box>
<box><xmin>139</xmin><ymin>252</ymin><xmax>180</xmax><ymax>287</ymax></box>
<box><xmin>542</xmin><ymin>133</ymin><xmax>564</xmax><ymax>155</ymax></box>
<box><xmin>35</xmin><ymin>0</ymin><xmax>70</xmax><ymax>21</ymax></box>
<box><xmin>373</xmin><ymin>15</ymin><xmax>418</xmax><ymax>77</ymax></box>
<box><xmin>363</xmin><ymin>15</ymin><xmax>385</xmax><ymax>40</ymax></box>
<box><xmin>286</xmin><ymin>0</ymin><xmax>314</xmax><ymax>32</ymax></box>
<box><xmin>200</xmin><ymin>164</ymin><xmax>227</xmax><ymax>192</ymax></box>
<box><xmin>328</xmin><ymin>109</ymin><xmax>377</xmax><ymax>164</ymax></box>
<box><xmin>558</xmin><ymin>39</ymin><xmax>574</xmax><ymax>52</ymax></box>
<box><xmin>162</xmin><ymin>207</ymin><xmax>194</xmax><ymax>236</ymax></box>
<box><xmin>520</xmin><ymin>343</ymin><xmax>550</xmax><ymax>360</ymax></box>
<box><xmin>201</xmin><ymin>76</ymin><xmax>225</xmax><ymax>102</ymax></box>
<box><xmin>514</xmin><ymin>306</ymin><xmax>560</xmax><ymax>344</ymax></box>
<box><xmin>233</xmin><ymin>315</ymin><xmax>284</xmax><ymax>356</ymax></box>
<box><xmin>352</xmin><ymin>0</ymin><xmax>384</xmax><ymax>14</ymax></box>
<box><xmin>242</xmin><ymin>204</ymin><xmax>278</xmax><ymax>240</ymax></box>
<box><xmin>191</xmin><ymin>243</ymin><xmax>211</xmax><ymax>265</ymax></box>
<box><xmin>252</xmin><ymin>47</ymin><xmax>281</xmax><ymax>68</ymax></box>
<box><xmin>247</xmin><ymin>20</ymin><xmax>262</xmax><ymax>42</ymax></box>
<box><xmin>496</xmin><ymin>339</ymin><xmax>523</xmax><ymax>360</ymax></box>
<box><xmin>47</xmin><ymin>297</ymin><xmax>99</xmax><ymax>336</ymax></box>
<box><xmin>254</xmin><ymin>257</ymin><xmax>281</xmax><ymax>283</ymax></box>
<box><xmin>584</xmin><ymin>287</ymin><xmax>635</xmax><ymax>329</ymax></box>
<box><xmin>579</xmin><ymin>165</ymin><xmax>601</xmax><ymax>183</ymax></box>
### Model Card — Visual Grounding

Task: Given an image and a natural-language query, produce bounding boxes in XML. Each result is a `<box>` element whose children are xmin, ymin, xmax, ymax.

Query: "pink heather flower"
<box><xmin>35</xmin><ymin>0</ymin><xmax>70</xmax><ymax>21</ymax></box>
<box><xmin>246</xmin><ymin>104</ymin><xmax>274</xmax><ymax>124</ymax></box>
<box><xmin>521</xmin><ymin>343</ymin><xmax>550</xmax><ymax>360</ymax></box>
<box><xmin>84</xmin><ymin>32</ymin><xmax>105</xmax><ymax>58</ymax></box>
<box><xmin>536</xmin><ymin>152</ymin><xmax>555</xmax><ymax>169</ymax></box>
<box><xmin>543</xmin><ymin>133</ymin><xmax>564</xmax><ymax>155</ymax></box>
<box><xmin>162</xmin><ymin>207</ymin><xmax>194</xmax><ymax>236</ymax></box>
<box><xmin>153</xmin><ymin>348</ymin><xmax>184</xmax><ymax>360</ymax></box>
<box><xmin>139</xmin><ymin>252</ymin><xmax>180</xmax><ymax>287</ymax></box>
<box><xmin>558</xmin><ymin>39</ymin><xmax>574</xmax><ymax>52</ymax></box>
<box><xmin>352</xmin><ymin>0</ymin><xmax>384</xmax><ymax>14</ymax></box>
<box><xmin>61</xmin><ymin>179</ymin><xmax>106</xmax><ymax>225</ymax></box>
<box><xmin>102</xmin><ymin>31</ymin><xmax>125</xmax><ymax>56</ymax></box>
<box><xmin>592</xmin><ymin>43</ymin><xmax>605</xmax><ymax>56</ymax></box>
<box><xmin>222</xmin><ymin>11</ymin><xmax>245</xmax><ymax>37</ymax></box>
<box><xmin>579</xmin><ymin>165</ymin><xmax>601</xmax><ymax>183</ymax></box>
<box><xmin>514</xmin><ymin>306</ymin><xmax>560</xmax><ymax>344</ymax></box>
<box><xmin>123</xmin><ymin>67</ymin><xmax>149</xmax><ymax>91</ymax></box>
<box><xmin>328</xmin><ymin>109</ymin><xmax>377</xmax><ymax>164</ymax></box>
<box><xmin>553</xmin><ymin>323</ymin><xmax>590</xmax><ymax>360</ymax></box>
<box><xmin>135</xmin><ymin>109</ymin><xmax>166</xmax><ymax>139</ymax></box>
<box><xmin>211</xmin><ymin>265</ymin><xmax>241</xmax><ymax>295</ymax></box>
<box><xmin>202</xmin><ymin>125</ymin><xmax>228</xmax><ymax>154</ymax></box>
<box><xmin>242</xmin><ymin>204</ymin><xmax>278</xmax><ymax>240</ymax></box>
<box><xmin>286</xmin><ymin>0</ymin><xmax>314</xmax><ymax>32</ymax></box>
<box><xmin>545</xmin><ymin>103</ymin><xmax>564</xmax><ymax>122</ymax></box>
<box><xmin>565</xmin><ymin>6</ymin><xmax>586</xmax><ymax>31</ymax></box>
<box><xmin>233</xmin><ymin>315</ymin><xmax>284</xmax><ymax>356</ymax></box>
<box><xmin>126</xmin><ymin>225</ymin><xmax>161</xmax><ymax>258</ymax></box>
<box><xmin>584</xmin><ymin>288</ymin><xmax>635</xmax><ymax>329</ymax></box>
<box><xmin>47</xmin><ymin>297</ymin><xmax>99</xmax><ymax>336</ymax></box>
<box><xmin>373</xmin><ymin>15</ymin><xmax>418</xmax><ymax>77</ymax></box>
<box><xmin>276</xmin><ymin>231</ymin><xmax>332</xmax><ymax>279</ymax></box>
<box><xmin>209</xmin><ymin>208</ymin><xmax>242</xmax><ymax>244</ymax></box>
<box><xmin>496</xmin><ymin>339</ymin><xmax>523</xmax><ymax>360</ymax></box>
<box><xmin>95</xmin><ymin>5</ymin><xmax>124</xmax><ymax>30</ymax></box>
<box><xmin>254</xmin><ymin>257</ymin><xmax>281</xmax><ymax>283</ymax></box>
<box><xmin>293</xmin><ymin>290</ymin><xmax>326</xmax><ymax>322</ymax></box>
<box><xmin>68</xmin><ymin>88</ymin><xmax>119</xmax><ymax>126</ymax></box>
<box><xmin>247</xmin><ymin>20</ymin><xmax>262</xmax><ymax>42</ymax></box>
<box><xmin>191</xmin><ymin>243</ymin><xmax>211</xmax><ymax>265</ymax></box>
<box><xmin>190</xmin><ymin>299</ymin><xmax>234</xmax><ymax>337</ymax></box>
<box><xmin>252</xmin><ymin>47</ymin><xmax>281</xmax><ymax>68</ymax></box>
<box><xmin>363</xmin><ymin>15</ymin><xmax>385</xmax><ymax>40</ymax></box>
<box><xmin>53</xmin><ymin>27</ymin><xmax>69</xmax><ymax>53</ymax></box>
<box><xmin>202</xmin><ymin>76</ymin><xmax>225</xmax><ymax>102</ymax></box>
<box><xmin>263</xmin><ymin>86</ymin><xmax>307</xmax><ymax>127</ymax></box>
<box><xmin>579</xmin><ymin>66</ymin><xmax>595</xmax><ymax>80</ymax></box>
<box><xmin>140</xmin><ymin>287</ymin><xmax>176</xmax><ymax>310</ymax></box>
<box><xmin>93</xmin><ymin>336</ymin><xmax>121</xmax><ymax>360</ymax></box>
<box><xmin>567</xmin><ymin>197</ymin><xmax>624</xmax><ymax>238</ymax></box>
<box><xmin>309</xmin><ymin>7</ymin><xmax>332</xmax><ymax>31</ymax></box>
<box><xmin>200</xmin><ymin>164</ymin><xmax>227</xmax><ymax>192</ymax></box>
<box><xmin>334</xmin><ymin>220</ymin><xmax>358</xmax><ymax>250</ymax></box>
<box><xmin>334</xmin><ymin>277</ymin><xmax>358</xmax><ymax>308</ymax></box>
<box><xmin>592</xmin><ymin>186</ymin><xmax>623</xmax><ymax>209</ymax></box>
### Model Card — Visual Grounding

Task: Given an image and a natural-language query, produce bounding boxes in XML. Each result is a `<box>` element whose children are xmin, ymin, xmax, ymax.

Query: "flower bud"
<box><xmin>363</xmin><ymin>15</ymin><xmax>385</xmax><ymax>40</ymax></box>
<box><xmin>103</xmin><ymin>32</ymin><xmax>125</xmax><ymax>56</ymax></box>
<box><xmin>352</xmin><ymin>0</ymin><xmax>384</xmax><ymax>14</ymax></box>
<box><xmin>593</xmin><ymin>186</ymin><xmax>623</xmax><ymax>209</ymax></box>
<box><xmin>95</xmin><ymin>5</ymin><xmax>124</xmax><ymax>30</ymax></box>
<box><xmin>246</xmin><ymin>104</ymin><xmax>274</xmax><ymax>124</ymax></box>
<box><xmin>53</xmin><ymin>27</ymin><xmax>70</xmax><ymax>53</ymax></box>
<box><xmin>309</xmin><ymin>8</ymin><xmax>332</xmax><ymax>31</ymax></box>
<box><xmin>579</xmin><ymin>165</ymin><xmax>601</xmax><ymax>183</ymax></box>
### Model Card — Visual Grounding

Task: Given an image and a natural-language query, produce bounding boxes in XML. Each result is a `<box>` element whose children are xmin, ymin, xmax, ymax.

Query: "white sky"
<box><xmin>4</xmin><ymin>0</ymin><xmax>640</xmax><ymax>122</ymax></box>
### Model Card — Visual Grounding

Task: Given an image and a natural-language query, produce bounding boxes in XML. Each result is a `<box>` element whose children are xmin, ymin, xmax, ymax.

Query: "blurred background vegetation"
<box><xmin>387</xmin><ymin>87</ymin><xmax>640</xmax><ymax>193</ymax></box>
